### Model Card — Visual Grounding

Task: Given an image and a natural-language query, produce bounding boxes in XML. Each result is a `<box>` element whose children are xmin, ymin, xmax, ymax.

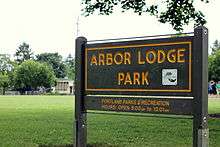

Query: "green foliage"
<box><xmin>65</xmin><ymin>54</ymin><xmax>75</xmax><ymax>80</ymax></box>
<box><xmin>0</xmin><ymin>54</ymin><xmax>13</xmax><ymax>73</ymax></box>
<box><xmin>82</xmin><ymin>0</ymin><xmax>208</xmax><ymax>31</ymax></box>
<box><xmin>209</xmin><ymin>50</ymin><xmax>220</xmax><ymax>81</ymax></box>
<box><xmin>208</xmin><ymin>40</ymin><xmax>220</xmax><ymax>81</ymax></box>
<box><xmin>0</xmin><ymin>54</ymin><xmax>14</xmax><ymax>94</ymax></box>
<box><xmin>36</xmin><ymin>53</ymin><xmax>67</xmax><ymax>78</ymax></box>
<box><xmin>211</xmin><ymin>40</ymin><xmax>220</xmax><ymax>55</ymax></box>
<box><xmin>0</xmin><ymin>74</ymin><xmax>9</xmax><ymax>95</ymax></box>
<box><xmin>13</xmin><ymin>60</ymin><xmax>56</xmax><ymax>94</ymax></box>
<box><xmin>15</xmin><ymin>42</ymin><xmax>33</xmax><ymax>64</ymax></box>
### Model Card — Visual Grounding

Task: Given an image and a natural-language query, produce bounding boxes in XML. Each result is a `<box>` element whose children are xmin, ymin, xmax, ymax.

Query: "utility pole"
<box><xmin>76</xmin><ymin>16</ymin><xmax>80</xmax><ymax>37</ymax></box>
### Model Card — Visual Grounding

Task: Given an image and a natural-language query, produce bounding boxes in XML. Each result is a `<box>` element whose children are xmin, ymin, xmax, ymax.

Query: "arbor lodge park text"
<box><xmin>88</xmin><ymin>46</ymin><xmax>187</xmax><ymax>86</ymax></box>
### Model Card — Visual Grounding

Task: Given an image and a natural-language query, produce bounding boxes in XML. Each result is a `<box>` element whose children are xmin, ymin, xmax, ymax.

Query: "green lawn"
<box><xmin>0</xmin><ymin>96</ymin><xmax>219</xmax><ymax>147</ymax></box>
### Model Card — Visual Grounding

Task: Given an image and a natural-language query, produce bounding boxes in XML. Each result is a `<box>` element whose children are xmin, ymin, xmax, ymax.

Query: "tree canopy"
<box><xmin>65</xmin><ymin>54</ymin><xmax>75</xmax><ymax>80</ymax></box>
<box><xmin>211</xmin><ymin>40</ymin><xmax>220</xmax><ymax>55</ymax></box>
<box><xmin>208</xmin><ymin>49</ymin><xmax>220</xmax><ymax>81</ymax></box>
<box><xmin>13</xmin><ymin>60</ymin><xmax>56</xmax><ymax>94</ymax></box>
<box><xmin>208</xmin><ymin>40</ymin><xmax>220</xmax><ymax>81</ymax></box>
<box><xmin>0</xmin><ymin>74</ymin><xmax>9</xmax><ymax>95</ymax></box>
<box><xmin>15</xmin><ymin>42</ymin><xmax>33</xmax><ymax>64</ymax></box>
<box><xmin>82</xmin><ymin>0</ymin><xmax>209</xmax><ymax>31</ymax></box>
<box><xmin>36</xmin><ymin>53</ymin><xmax>67</xmax><ymax>78</ymax></box>
<box><xmin>1</xmin><ymin>43</ymin><xmax>77</xmax><ymax>94</ymax></box>
<box><xmin>0</xmin><ymin>54</ymin><xmax>13</xmax><ymax>73</ymax></box>
<box><xmin>0</xmin><ymin>54</ymin><xmax>14</xmax><ymax>95</ymax></box>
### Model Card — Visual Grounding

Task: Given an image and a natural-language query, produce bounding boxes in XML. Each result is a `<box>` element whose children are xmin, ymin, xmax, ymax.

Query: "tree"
<box><xmin>13</xmin><ymin>60</ymin><xmax>56</xmax><ymax>94</ymax></box>
<box><xmin>65</xmin><ymin>54</ymin><xmax>75</xmax><ymax>80</ymax></box>
<box><xmin>82</xmin><ymin>0</ymin><xmax>209</xmax><ymax>31</ymax></box>
<box><xmin>15</xmin><ymin>42</ymin><xmax>33</xmax><ymax>64</ymax></box>
<box><xmin>0</xmin><ymin>54</ymin><xmax>13</xmax><ymax>72</ymax></box>
<box><xmin>36</xmin><ymin>53</ymin><xmax>67</xmax><ymax>78</ymax></box>
<box><xmin>208</xmin><ymin>50</ymin><xmax>220</xmax><ymax>82</ymax></box>
<box><xmin>0</xmin><ymin>54</ymin><xmax>14</xmax><ymax>95</ymax></box>
<box><xmin>211</xmin><ymin>40</ymin><xmax>220</xmax><ymax>55</ymax></box>
<box><xmin>0</xmin><ymin>74</ymin><xmax>9</xmax><ymax>95</ymax></box>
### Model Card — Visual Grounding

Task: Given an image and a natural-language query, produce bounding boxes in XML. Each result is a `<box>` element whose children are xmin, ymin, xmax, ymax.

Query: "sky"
<box><xmin>0</xmin><ymin>0</ymin><xmax>219</xmax><ymax>58</ymax></box>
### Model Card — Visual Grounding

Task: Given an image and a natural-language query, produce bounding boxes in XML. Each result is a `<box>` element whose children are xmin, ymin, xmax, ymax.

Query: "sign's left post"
<box><xmin>75</xmin><ymin>37</ymin><xmax>87</xmax><ymax>147</ymax></box>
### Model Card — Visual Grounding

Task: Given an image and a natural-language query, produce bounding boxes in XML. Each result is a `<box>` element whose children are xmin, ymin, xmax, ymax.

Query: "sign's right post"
<box><xmin>193</xmin><ymin>26</ymin><xmax>208</xmax><ymax>147</ymax></box>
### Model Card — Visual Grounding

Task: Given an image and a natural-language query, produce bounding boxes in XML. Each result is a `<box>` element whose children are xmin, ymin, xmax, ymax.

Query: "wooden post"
<box><xmin>193</xmin><ymin>26</ymin><xmax>209</xmax><ymax>147</ymax></box>
<box><xmin>75</xmin><ymin>37</ymin><xmax>87</xmax><ymax>147</ymax></box>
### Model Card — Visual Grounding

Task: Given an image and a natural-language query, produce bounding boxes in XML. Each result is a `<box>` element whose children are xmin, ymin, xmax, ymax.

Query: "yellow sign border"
<box><xmin>85</xmin><ymin>41</ymin><xmax>192</xmax><ymax>92</ymax></box>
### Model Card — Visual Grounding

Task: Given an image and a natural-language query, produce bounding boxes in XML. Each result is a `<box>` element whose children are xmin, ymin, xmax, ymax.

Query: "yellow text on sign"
<box><xmin>89</xmin><ymin>48</ymin><xmax>186</xmax><ymax>66</ymax></box>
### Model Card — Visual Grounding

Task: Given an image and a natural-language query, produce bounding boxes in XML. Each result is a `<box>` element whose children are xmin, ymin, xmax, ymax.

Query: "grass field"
<box><xmin>0</xmin><ymin>96</ymin><xmax>219</xmax><ymax>147</ymax></box>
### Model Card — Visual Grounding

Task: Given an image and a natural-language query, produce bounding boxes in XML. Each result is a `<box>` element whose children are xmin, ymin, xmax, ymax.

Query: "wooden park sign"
<box><xmin>75</xmin><ymin>26</ymin><xmax>208</xmax><ymax>147</ymax></box>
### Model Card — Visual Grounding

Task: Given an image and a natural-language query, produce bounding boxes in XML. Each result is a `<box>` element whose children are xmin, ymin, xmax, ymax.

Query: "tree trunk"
<box><xmin>20</xmin><ymin>90</ymin><xmax>25</xmax><ymax>95</ymax></box>
<box><xmin>3</xmin><ymin>87</ymin><xmax>5</xmax><ymax>95</ymax></box>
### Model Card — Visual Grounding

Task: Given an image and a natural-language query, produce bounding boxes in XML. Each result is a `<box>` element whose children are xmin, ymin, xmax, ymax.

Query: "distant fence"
<box><xmin>1</xmin><ymin>90</ymin><xmax>75</xmax><ymax>95</ymax></box>
<box><xmin>4</xmin><ymin>91</ymin><xmax>20</xmax><ymax>95</ymax></box>
<box><xmin>4</xmin><ymin>90</ymin><xmax>44</xmax><ymax>95</ymax></box>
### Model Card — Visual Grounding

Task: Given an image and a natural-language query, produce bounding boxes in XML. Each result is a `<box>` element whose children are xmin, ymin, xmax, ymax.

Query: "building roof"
<box><xmin>57</xmin><ymin>78</ymin><xmax>74</xmax><ymax>82</ymax></box>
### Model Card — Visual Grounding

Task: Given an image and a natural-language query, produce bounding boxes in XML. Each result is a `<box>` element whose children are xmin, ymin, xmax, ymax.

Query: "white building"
<box><xmin>54</xmin><ymin>79</ymin><xmax>74</xmax><ymax>94</ymax></box>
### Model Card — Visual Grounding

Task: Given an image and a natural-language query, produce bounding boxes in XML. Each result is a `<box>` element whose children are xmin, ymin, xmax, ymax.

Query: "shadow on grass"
<box><xmin>39</xmin><ymin>145</ymin><xmax>73</xmax><ymax>147</ymax></box>
<box><xmin>87</xmin><ymin>143</ymin><xmax>119</xmax><ymax>147</ymax></box>
<box><xmin>39</xmin><ymin>143</ymin><xmax>119</xmax><ymax>147</ymax></box>
<box><xmin>209</xmin><ymin>113</ymin><xmax>220</xmax><ymax>118</ymax></box>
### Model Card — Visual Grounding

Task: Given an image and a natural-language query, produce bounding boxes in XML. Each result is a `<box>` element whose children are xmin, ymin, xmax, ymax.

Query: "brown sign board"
<box><xmin>85</xmin><ymin>96</ymin><xmax>193</xmax><ymax>115</ymax></box>
<box><xmin>85</xmin><ymin>37</ymin><xmax>193</xmax><ymax>96</ymax></box>
<box><xmin>75</xmin><ymin>26</ymin><xmax>209</xmax><ymax>147</ymax></box>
